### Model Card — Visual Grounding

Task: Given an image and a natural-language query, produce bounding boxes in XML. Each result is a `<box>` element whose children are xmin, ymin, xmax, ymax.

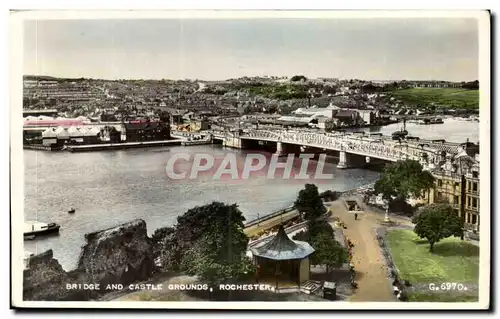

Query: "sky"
<box><xmin>23</xmin><ymin>18</ymin><xmax>479</xmax><ymax>81</ymax></box>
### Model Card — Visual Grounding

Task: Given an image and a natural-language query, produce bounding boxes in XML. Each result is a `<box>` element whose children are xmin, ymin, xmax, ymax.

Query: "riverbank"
<box><xmin>66</xmin><ymin>139</ymin><xmax>182</xmax><ymax>152</ymax></box>
<box><xmin>23</xmin><ymin>139</ymin><xmax>185</xmax><ymax>153</ymax></box>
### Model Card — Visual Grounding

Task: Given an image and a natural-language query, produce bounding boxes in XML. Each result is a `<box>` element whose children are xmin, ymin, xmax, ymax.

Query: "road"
<box><xmin>328</xmin><ymin>198</ymin><xmax>413</xmax><ymax>301</ymax></box>
<box><xmin>244</xmin><ymin>210</ymin><xmax>299</xmax><ymax>238</ymax></box>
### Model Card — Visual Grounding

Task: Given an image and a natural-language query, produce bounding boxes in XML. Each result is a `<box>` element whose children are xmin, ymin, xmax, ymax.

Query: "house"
<box><xmin>354</xmin><ymin>109</ymin><xmax>378</xmax><ymax>125</ymax></box>
<box><xmin>331</xmin><ymin>110</ymin><xmax>361</xmax><ymax>126</ymax></box>
<box><xmin>123</xmin><ymin>121</ymin><xmax>170</xmax><ymax>142</ymax></box>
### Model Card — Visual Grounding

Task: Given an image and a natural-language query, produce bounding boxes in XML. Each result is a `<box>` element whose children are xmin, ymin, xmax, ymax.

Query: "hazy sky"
<box><xmin>23</xmin><ymin>18</ymin><xmax>479</xmax><ymax>81</ymax></box>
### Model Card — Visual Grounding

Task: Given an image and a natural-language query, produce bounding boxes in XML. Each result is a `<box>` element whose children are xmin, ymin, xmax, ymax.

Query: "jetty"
<box><xmin>65</xmin><ymin>139</ymin><xmax>182</xmax><ymax>152</ymax></box>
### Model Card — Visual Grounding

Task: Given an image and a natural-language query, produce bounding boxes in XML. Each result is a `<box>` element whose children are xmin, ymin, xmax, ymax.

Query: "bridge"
<box><xmin>195</xmin><ymin>129</ymin><xmax>467</xmax><ymax>169</ymax></box>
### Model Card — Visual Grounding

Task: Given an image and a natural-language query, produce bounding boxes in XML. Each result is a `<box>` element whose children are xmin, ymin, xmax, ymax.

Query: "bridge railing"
<box><xmin>230</xmin><ymin>129</ymin><xmax>446</xmax><ymax>162</ymax></box>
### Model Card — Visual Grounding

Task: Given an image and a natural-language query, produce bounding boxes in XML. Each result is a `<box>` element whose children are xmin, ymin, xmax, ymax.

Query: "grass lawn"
<box><xmin>388</xmin><ymin>88</ymin><xmax>479</xmax><ymax>108</ymax></box>
<box><xmin>386</xmin><ymin>229</ymin><xmax>479</xmax><ymax>283</ymax></box>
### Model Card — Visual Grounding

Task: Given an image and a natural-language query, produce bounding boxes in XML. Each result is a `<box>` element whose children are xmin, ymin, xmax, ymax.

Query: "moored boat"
<box><xmin>181</xmin><ymin>136</ymin><xmax>212</xmax><ymax>146</ymax></box>
<box><xmin>24</xmin><ymin>221</ymin><xmax>61</xmax><ymax>237</ymax></box>
<box><xmin>392</xmin><ymin>119</ymin><xmax>409</xmax><ymax>140</ymax></box>
<box><xmin>429</xmin><ymin>117</ymin><xmax>444</xmax><ymax>124</ymax></box>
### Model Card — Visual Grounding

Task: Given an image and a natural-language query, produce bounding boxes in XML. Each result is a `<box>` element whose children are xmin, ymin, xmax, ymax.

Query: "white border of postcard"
<box><xmin>10</xmin><ymin>9</ymin><xmax>491</xmax><ymax>310</ymax></box>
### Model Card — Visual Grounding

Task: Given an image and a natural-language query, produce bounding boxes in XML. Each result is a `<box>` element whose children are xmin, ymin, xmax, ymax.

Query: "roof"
<box><xmin>250</xmin><ymin>225</ymin><xmax>315</xmax><ymax>260</ymax></box>
<box><xmin>333</xmin><ymin>110</ymin><xmax>357</xmax><ymax>118</ymax></box>
<box><xmin>429</xmin><ymin>143</ymin><xmax>462</xmax><ymax>154</ymax></box>
<box><xmin>278</xmin><ymin>116</ymin><xmax>313</xmax><ymax>123</ymax></box>
<box><xmin>124</xmin><ymin>122</ymin><xmax>166</xmax><ymax>130</ymax></box>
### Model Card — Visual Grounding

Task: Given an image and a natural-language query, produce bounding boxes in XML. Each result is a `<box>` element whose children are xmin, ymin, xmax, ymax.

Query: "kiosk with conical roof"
<box><xmin>250</xmin><ymin>225</ymin><xmax>314</xmax><ymax>290</ymax></box>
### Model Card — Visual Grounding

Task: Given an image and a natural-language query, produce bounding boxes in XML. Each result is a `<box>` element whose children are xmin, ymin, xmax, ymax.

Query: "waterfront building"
<box><xmin>23</xmin><ymin>109</ymin><xmax>59</xmax><ymax>118</ymax></box>
<box><xmin>464</xmin><ymin>154</ymin><xmax>480</xmax><ymax>234</ymax></box>
<box><xmin>123</xmin><ymin>121</ymin><xmax>170</xmax><ymax>142</ymax></box>
<box><xmin>249</xmin><ymin>225</ymin><xmax>315</xmax><ymax>290</ymax></box>
<box><xmin>423</xmin><ymin>148</ymin><xmax>480</xmax><ymax>239</ymax></box>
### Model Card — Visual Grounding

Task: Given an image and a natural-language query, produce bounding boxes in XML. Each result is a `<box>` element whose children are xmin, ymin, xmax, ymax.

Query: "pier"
<box><xmin>65</xmin><ymin>139</ymin><xmax>182</xmax><ymax>152</ymax></box>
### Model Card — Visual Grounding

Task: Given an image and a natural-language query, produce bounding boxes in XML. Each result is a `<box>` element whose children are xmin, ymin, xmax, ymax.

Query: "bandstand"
<box><xmin>250</xmin><ymin>225</ymin><xmax>315</xmax><ymax>291</ymax></box>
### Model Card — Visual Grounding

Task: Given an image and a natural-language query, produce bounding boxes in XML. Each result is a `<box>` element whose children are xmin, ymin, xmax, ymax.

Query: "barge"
<box><xmin>65</xmin><ymin>139</ymin><xmax>182</xmax><ymax>152</ymax></box>
<box><xmin>181</xmin><ymin>137</ymin><xmax>212</xmax><ymax>146</ymax></box>
<box><xmin>24</xmin><ymin>221</ymin><xmax>60</xmax><ymax>237</ymax></box>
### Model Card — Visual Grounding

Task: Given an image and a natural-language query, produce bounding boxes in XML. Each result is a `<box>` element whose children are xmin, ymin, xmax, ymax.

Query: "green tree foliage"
<box><xmin>154</xmin><ymin>202</ymin><xmax>253</xmax><ymax>283</ymax></box>
<box><xmin>374</xmin><ymin>160</ymin><xmax>435</xmax><ymax>204</ymax></box>
<box><xmin>311</xmin><ymin>232</ymin><xmax>349</xmax><ymax>272</ymax></box>
<box><xmin>290</xmin><ymin>75</ymin><xmax>307</xmax><ymax>82</ymax></box>
<box><xmin>319</xmin><ymin>190</ymin><xmax>341</xmax><ymax>202</ymax></box>
<box><xmin>412</xmin><ymin>203</ymin><xmax>463</xmax><ymax>252</ymax></box>
<box><xmin>180</xmin><ymin>231</ymin><xmax>255</xmax><ymax>286</ymax></box>
<box><xmin>324</xmin><ymin>119</ymin><xmax>336</xmax><ymax>133</ymax></box>
<box><xmin>292</xmin><ymin>219</ymin><xmax>348</xmax><ymax>271</ymax></box>
<box><xmin>294</xmin><ymin>184</ymin><xmax>327</xmax><ymax>221</ymax></box>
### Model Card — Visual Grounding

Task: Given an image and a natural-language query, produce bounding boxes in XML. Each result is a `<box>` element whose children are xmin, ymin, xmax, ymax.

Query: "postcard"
<box><xmin>10</xmin><ymin>10</ymin><xmax>491</xmax><ymax>310</ymax></box>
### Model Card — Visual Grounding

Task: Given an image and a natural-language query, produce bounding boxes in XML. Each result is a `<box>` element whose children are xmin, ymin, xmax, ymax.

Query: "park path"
<box><xmin>329</xmin><ymin>199</ymin><xmax>396</xmax><ymax>301</ymax></box>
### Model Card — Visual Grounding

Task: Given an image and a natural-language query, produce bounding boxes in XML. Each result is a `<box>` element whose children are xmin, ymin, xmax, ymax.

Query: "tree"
<box><xmin>319</xmin><ymin>190</ymin><xmax>341</xmax><ymax>202</ymax></box>
<box><xmin>412</xmin><ymin>203</ymin><xmax>463</xmax><ymax>252</ymax></box>
<box><xmin>292</xmin><ymin>219</ymin><xmax>348</xmax><ymax>272</ymax></box>
<box><xmin>154</xmin><ymin>201</ymin><xmax>251</xmax><ymax>283</ymax></box>
<box><xmin>324</xmin><ymin>119</ymin><xmax>336</xmax><ymax>132</ymax></box>
<box><xmin>294</xmin><ymin>184</ymin><xmax>327</xmax><ymax>221</ymax></box>
<box><xmin>180</xmin><ymin>231</ymin><xmax>255</xmax><ymax>286</ymax></box>
<box><xmin>311</xmin><ymin>232</ymin><xmax>349</xmax><ymax>272</ymax></box>
<box><xmin>374</xmin><ymin>160</ymin><xmax>435</xmax><ymax>209</ymax></box>
<box><xmin>290</xmin><ymin>75</ymin><xmax>307</xmax><ymax>82</ymax></box>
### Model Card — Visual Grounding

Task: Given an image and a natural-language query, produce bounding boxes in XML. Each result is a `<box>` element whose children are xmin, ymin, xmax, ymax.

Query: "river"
<box><xmin>23</xmin><ymin>145</ymin><xmax>380</xmax><ymax>271</ymax></box>
<box><xmin>346</xmin><ymin>117</ymin><xmax>479</xmax><ymax>143</ymax></box>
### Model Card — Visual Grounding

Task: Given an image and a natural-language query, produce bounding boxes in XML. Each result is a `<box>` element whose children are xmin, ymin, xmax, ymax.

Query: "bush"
<box><xmin>319</xmin><ymin>190</ymin><xmax>341</xmax><ymax>202</ymax></box>
<box><xmin>398</xmin><ymin>290</ymin><xmax>409</xmax><ymax>301</ymax></box>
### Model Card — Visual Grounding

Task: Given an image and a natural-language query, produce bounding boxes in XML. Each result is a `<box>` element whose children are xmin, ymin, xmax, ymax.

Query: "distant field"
<box><xmin>386</xmin><ymin>229</ymin><xmax>479</xmax><ymax>302</ymax></box>
<box><xmin>388</xmin><ymin>88</ymin><xmax>479</xmax><ymax>109</ymax></box>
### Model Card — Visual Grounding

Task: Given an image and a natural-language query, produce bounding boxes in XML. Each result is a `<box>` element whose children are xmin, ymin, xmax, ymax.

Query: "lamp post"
<box><xmin>384</xmin><ymin>199</ymin><xmax>390</xmax><ymax>223</ymax></box>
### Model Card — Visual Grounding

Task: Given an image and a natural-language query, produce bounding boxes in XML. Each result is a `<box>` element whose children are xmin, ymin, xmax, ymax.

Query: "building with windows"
<box><xmin>423</xmin><ymin>148</ymin><xmax>480</xmax><ymax>239</ymax></box>
<box><xmin>463</xmin><ymin>154</ymin><xmax>480</xmax><ymax>233</ymax></box>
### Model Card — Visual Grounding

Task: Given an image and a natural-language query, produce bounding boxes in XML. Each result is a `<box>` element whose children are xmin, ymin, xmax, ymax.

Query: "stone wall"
<box><xmin>78</xmin><ymin>219</ymin><xmax>155</xmax><ymax>289</ymax></box>
<box><xmin>23</xmin><ymin>250</ymin><xmax>90</xmax><ymax>301</ymax></box>
<box><xmin>23</xmin><ymin>219</ymin><xmax>156</xmax><ymax>301</ymax></box>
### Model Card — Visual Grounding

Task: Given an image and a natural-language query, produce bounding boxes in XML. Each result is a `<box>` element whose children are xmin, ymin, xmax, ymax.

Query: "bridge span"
<box><xmin>186</xmin><ymin>129</ymin><xmax>468</xmax><ymax>169</ymax></box>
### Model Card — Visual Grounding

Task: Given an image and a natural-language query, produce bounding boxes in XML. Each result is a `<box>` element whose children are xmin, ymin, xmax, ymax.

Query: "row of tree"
<box><xmin>293</xmin><ymin>184</ymin><xmax>349</xmax><ymax>272</ymax></box>
<box><xmin>152</xmin><ymin>202</ymin><xmax>254</xmax><ymax>286</ymax></box>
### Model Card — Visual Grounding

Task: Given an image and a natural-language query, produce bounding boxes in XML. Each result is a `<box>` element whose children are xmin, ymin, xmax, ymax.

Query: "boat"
<box><xmin>68</xmin><ymin>208</ymin><xmax>75</xmax><ymax>214</ymax></box>
<box><xmin>392</xmin><ymin>119</ymin><xmax>408</xmax><ymax>140</ymax></box>
<box><xmin>406</xmin><ymin>136</ymin><xmax>420</xmax><ymax>141</ymax></box>
<box><xmin>24</xmin><ymin>221</ymin><xmax>61</xmax><ymax>237</ymax></box>
<box><xmin>181</xmin><ymin>136</ymin><xmax>211</xmax><ymax>146</ymax></box>
<box><xmin>429</xmin><ymin>117</ymin><xmax>444</xmax><ymax>124</ymax></box>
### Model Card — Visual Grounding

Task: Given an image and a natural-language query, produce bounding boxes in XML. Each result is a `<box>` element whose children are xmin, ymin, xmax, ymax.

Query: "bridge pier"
<box><xmin>223</xmin><ymin>136</ymin><xmax>242</xmax><ymax>149</ymax></box>
<box><xmin>275</xmin><ymin>141</ymin><xmax>284</xmax><ymax>156</ymax></box>
<box><xmin>337</xmin><ymin>151</ymin><xmax>348</xmax><ymax>169</ymax></box>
